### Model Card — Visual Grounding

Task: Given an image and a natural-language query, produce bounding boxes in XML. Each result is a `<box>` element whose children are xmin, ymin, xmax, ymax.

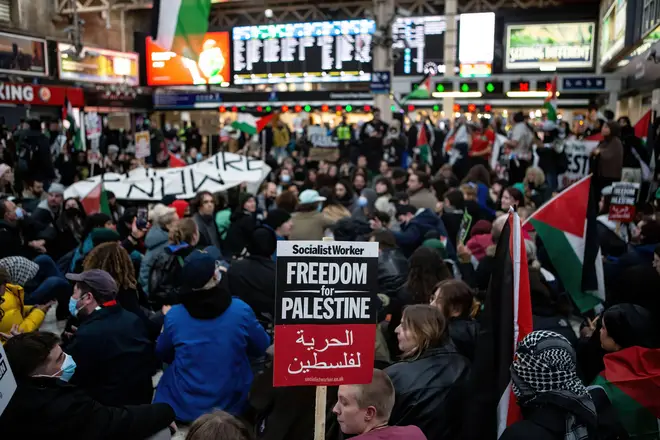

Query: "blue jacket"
<box><xmin>153</xmin><ymin>298</ymin><xmax>270</xmax><ymax>422</ymax></box>
<box><xmin>394</xmin><ymin>209</ymin><xmax>456</xmax><ymax>259</ymax></box>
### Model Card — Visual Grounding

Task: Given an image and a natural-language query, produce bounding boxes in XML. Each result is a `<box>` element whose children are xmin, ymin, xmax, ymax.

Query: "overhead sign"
<box><xmin>608</xmin><ymin>182</ymin><xmax>640</xmax><ymax>223</ymax></box>
<box><xmin>274</xmin><ymin>241</ymin><xmax>379</xmax><ymax>387</ymax></box>
<box><xmin>0</xmin><ymin>342</ymin><xmax>16</xmax><ymax>416</ymax></box>
<box><xmin>0</xmin><ymin>32</ymin><xmax>48</xmax><ymax>77</ymax></box>
<box><xmin>562</xmin><ymin>77</ymin><xmax>606</xmax><ymax>90</ymax></box>
<box><xmin>146</xmin><ymin>32</ymin><xmax>230</xmax><ymax>86</ymax></box>
<box><xmin>370</xmin><ymin>71</ymin><xmax>391</xmax><ymax>94</ymax></box>
<box><xmin>64</xmin><ymin>152</ymin><xmax>271</xmax><ymax>201</ymax></box>
<box><xmin>505</xmin><ymin>22</ymin><xmax>596</xmax><ymax>70</ymax></box>
<box><xmin>232</xmin><ymin>20</ymin><xmax>374</xmax><ymax>85</ymax></box>
<box><xmin>57</xmin><ymin>43</ymin><xmax>139</xmax><ymax>86</ymax></box>
<box><xmin>600</xmin><ymin>0</ymin><xmax>627</xmax><ymax>66</ymax></box>
<box><xmin>458</xmin><ymin>13</ymin><xmax>495</xmax><ymax>77</ymax></box>
<box><xmin>0</xmin><ymin>83</ymin><xmax>84</xmax><ymax>107</ymax></box>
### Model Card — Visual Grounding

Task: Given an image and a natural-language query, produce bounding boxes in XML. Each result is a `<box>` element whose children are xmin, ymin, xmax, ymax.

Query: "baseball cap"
<box><xmin>298</xmin><ymin>189</ymin><xmax>326</xmax><ymax>205</ymax></box>
<box><xmin>180</xmin><ymin>250</ymin><xmax>221</xmax><ymax>294</ymax></box>
<box><xmin>66</xmin><ymin>269</ymin><xmax>118</xmax><ymax>299</ymax></box>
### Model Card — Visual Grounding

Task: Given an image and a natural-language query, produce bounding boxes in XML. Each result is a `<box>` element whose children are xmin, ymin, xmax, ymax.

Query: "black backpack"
<box><xmin>17</xmin><ymin>139</ymin><xmax>38</xmax><ymax>174</ymax></box>
<box><xmin>148</xmin><ymin>252</ymin><xmax>186</xmax><ymax>307</ymax></box>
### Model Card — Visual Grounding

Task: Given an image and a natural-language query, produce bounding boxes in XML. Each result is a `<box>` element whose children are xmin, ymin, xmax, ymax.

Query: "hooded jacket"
<box><xmin>394</xmin><ymin>209</ymin><xmax>455</xmax><ymax>259</ymax></box>
<box><xmin>0</xmin><ymin>283</ymin><xmax>45</xmax><ymax>337</ymax></box>
<box><xmin>139</xmin><ymin>226</ymin><xmax>169</xmax><ymax>292</ymax></box>
<box><xmin>154</xmin><ymin>284</ymin><xmax>270</xmax><ymax>422</ymax></box>
<box><xmin>386</xmin><ymin>343</ymin><xmax>470</xmax><ymax>440</ymax></box>
<box><xmin>224</xmin><ymin>210</ymin><xmax>258</xmax><ymax>256</ymax></box>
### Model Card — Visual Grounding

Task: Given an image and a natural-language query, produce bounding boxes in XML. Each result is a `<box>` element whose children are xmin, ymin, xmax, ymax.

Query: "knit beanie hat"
<box><xmin>263</xmin><ymin>208</ymin><xmax>291</xmax><ymax>230</ymax></box>
<box><xmin>422</xmin><ymin>238</ymin><xmax>448</xmax><ymax>259</ymax></box>
<box><xmin>169</xmin><ymin>200</ymin><xmax>189</xmax><ymax>219</ymax></box>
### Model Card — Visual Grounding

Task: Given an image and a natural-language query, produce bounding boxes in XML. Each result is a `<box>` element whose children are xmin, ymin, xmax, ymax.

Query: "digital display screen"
<box><xmin>146</xmin><ymin>31</ymin><xmax>231</xmax><ymax>86</ymax></box>
<box><xmin>392</xmin><ymin>16</ymin><xmax>448</xmax><ymax>75</ymax></box>
<box><xmin>58</xmin><ymin>43</ymin><xmax>138</xmax><ymax>85</ymax></box>
<box><xmin>232</xmin><ymin>20</ymin><xmax>375</xmax><ymax>84</ymax></box>
<box><xmin>0</xmin><ymin>32</ymin><xmax>48</xmax><ymax>77</ymax></box>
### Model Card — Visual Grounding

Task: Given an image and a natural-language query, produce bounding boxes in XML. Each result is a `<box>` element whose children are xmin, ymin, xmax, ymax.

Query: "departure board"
<box><xmin>392</xmin><ymin>16</ymin><xmax>450</xmax><ymax>76</ymax></box>
<box><xmin>232</xmin><ymin>20</ymin><xmax>375</xmax><ymax>84</ymax></box>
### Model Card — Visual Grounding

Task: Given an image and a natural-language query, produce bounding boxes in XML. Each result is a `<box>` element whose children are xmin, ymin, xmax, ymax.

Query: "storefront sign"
<box><xmin>0</xmin><ymin>83</ymin><xmax>84</xmax><ymax>107</ymax></box>
<box><xmin>505</xmin><ymin>22</ymin><xmax>595</xmax><ymax>70</ymax></box>
<box><xmin>146</xmin><ymin>32</ymin><xmax>230</xmax><ymax>86</ymax></box>
<box><xmin>274</xmin><ymin>241</ymin><xmax>379</xmax><ymax>387</ymax></box>
<box><xmin>608</xmin><ymin>182</ymin><xmax>640</xmax><ymax>222</ymax></box>
<box><xmin>58</xmin><ymin>43</ymin><xmax>139</xmax><ymax>86</ymax></box>
<box><xmin>0</xmin><ymin>32</ymin><xmax>48</xmax><ymax>77</ymax></box>
<box><xmin>64</xmin><ymin>152</ymin><xmax>270</xmax><ymax>201</ymax></box>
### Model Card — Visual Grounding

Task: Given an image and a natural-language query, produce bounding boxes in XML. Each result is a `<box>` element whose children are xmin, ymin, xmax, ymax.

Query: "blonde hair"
<box><xmin>459</xmin><ymin>183</ymin><xmax>477</xmax><ymax>201</ymax></box>
<box><xmin>401</xmin><ymin>304</ymin><xmax>447</xmax><ymax>359</ymax></box>
<box><xmin>169</xmin><ymin>218</ymin><xmax>198</xmax><ymax>244</ymax></box>
<box><xmin>525</xmin><ymin>166</ymin><xmax>546</xmax><ymax>187</ymax></box>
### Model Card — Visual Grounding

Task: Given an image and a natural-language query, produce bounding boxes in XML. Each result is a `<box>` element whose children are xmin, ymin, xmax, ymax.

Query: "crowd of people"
<box><xmin>0</xmin><ymin>105</ymin><xmax>658</xmax><ymax>440</ymax></box>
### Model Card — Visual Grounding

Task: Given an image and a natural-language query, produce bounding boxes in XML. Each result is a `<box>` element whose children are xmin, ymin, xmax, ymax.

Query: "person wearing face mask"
<box><xmin>53</xmin><ymin>197</ymin><xmax>87</xmax><ymax>260</ymax></box>
<box><xmin>0</xmin><ymin>331</ymin><xmax>176</xmax><ymax>439</ymax></box>
<box><xmin>62</xmin><ymin>269</ymin><xmax>157</xmax><ymax>407</ymax></box>
<box><xmin>0</xmin><ymin>196</ymin><xmax>42</xmax><ymax>259</ymax></box>
<box><xmin>352</xmin><ymin>188</ymin><xmax>378</xmax><ymax>223</ymax></box>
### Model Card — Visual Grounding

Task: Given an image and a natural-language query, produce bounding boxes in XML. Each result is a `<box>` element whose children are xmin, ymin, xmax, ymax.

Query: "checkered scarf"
<box><xmin>0</xmin><ymin>257</ymin><xmax>39</xmax><ymax>286</ymax></box>
<box><xmin>511</xmin><ymin>331</ymin><xmax>595</xmax><ymax>440</ymax></box>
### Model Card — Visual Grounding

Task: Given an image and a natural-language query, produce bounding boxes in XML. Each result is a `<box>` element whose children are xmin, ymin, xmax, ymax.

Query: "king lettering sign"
<box><xmin>0</xmin><ymin>83</ymin><xmax>84</xmax><ymax>107</ymax></box>
<box><xmin>274</xmin><ymin>241</ymin><xmax>379</xmax><ymax>387</ymax></box>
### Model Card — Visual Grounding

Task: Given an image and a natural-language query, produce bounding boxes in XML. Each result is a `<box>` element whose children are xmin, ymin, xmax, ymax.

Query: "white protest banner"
<box><xmin>65</xmin><ymin>152</ymin><xmax>271</xmax><ymax>201</ymax></box>
<box><xmin>0</xmin><ymin>342</ymin><xmax>17</xmax><ymax>416</ymax></box>
<box><xmin>135</xmin><ymin>130</ymin><xmax>150</xmax><ymax>159</ymax></box>
<box><xmin>84</xmin><ymin>112</ymin><xmax>102</xmax><ymax>140</ymax></box>
<box><xmin>558</xmin><ymin>137</ymin><xmax>598</xmax><ymax>190</ymax></box>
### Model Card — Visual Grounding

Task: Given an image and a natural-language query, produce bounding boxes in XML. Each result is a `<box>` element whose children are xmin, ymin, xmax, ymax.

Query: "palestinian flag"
<box><xmin>464</xmin><ymin>209</ymin><xmax>533</xmax><ymax>439</ymax></box>
<box><xmin>525</xmin><ymin>175</ymin><xmax>605</xmax><ymax>312</ymax></box>
<box><xmin>62</xmin><ymin>97</ymin><xmax>82</xmax><ymax>151</ymax></box>
<box><xmin>592</xmin><ymin>346</ymin><xmax>660</xmax><ymax>438</ymax></box>
<box><xmin>81</xmin><ymin>182</ymin><xmax>111</xmax><ymax>216</ymax></box>
<box><xmin>543</xmin><ymin>76</ymin><xmax>558</xmax><ymax>122</ymax></box>
<box><xmin>231</xmin><ymin>113</ymin><xmax>274</xmax><ymax>136</ymax></box>
<box><xmin>152</xmin><ymin>0</ymin><xmax>212</xmax><ymax>60</ymax></box>
<box><xmin>416</xmin><ymin>123</ymin><xmax>432</xmax><ymax>166</ymax></box>
<box><xmin>403</xmin><ymin>73</ymin><xmax>432</xmax><ymax>102</ymax></box>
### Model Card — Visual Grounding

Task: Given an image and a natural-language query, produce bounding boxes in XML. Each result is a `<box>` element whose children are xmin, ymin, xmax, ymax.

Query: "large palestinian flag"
<box><xmin>525</xmin><ymin>175</ymin><xmax>605</xmax><ymax>312</ymax></box>
<box><xmin>464</xmin><ymin>209</ymin><xmax>533</xmax><ymax>439</ymax></box>
<box><xmin>592</xmin><ymin>346</ymin><xmax>660</xmax><ymax>438</ymax></box>
<box><xmin>152</xmin><ymin>0</ymin><xmax>212</xmax><ymax>60</ymax></box>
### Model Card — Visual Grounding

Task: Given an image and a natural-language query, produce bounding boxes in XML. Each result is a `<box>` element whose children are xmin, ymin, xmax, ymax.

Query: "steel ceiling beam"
<box><xmin>54</xmin><ymin>0</ymin><xmax>153</xmax><ymax>15</ymax></box>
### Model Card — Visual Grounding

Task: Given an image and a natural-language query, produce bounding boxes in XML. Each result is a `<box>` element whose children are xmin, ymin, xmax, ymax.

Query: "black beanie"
<box><xmin>603</xmin><ymin>303</ymin><xmax>657</xmax><ymax>349</ymax></box>
<box><xmin>247</xmin><ymin>227</ymin><xmax>277</xmax><ymax>257</ymax></box>
<box><xmin>263</xmin><ymin>208</ymin><xmax>291</xmax><ymax>230</ymax></box>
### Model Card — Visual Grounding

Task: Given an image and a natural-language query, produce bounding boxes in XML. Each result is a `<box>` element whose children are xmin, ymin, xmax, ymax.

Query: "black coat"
<box><xmin>377</xmin><ymin>248</ymin><xmax>409</xmax><ymax>297</ymax></box>
<box><xmin>0</xmin><ymin>220</ymin><xmax>36</xmax><ymax>259</ymax></box>
<box><xmin>224</xmin><ymin>210</ymin><xmax>258</xmax><ymax>257</ymax></box>
<box><xmin>386</xmin><ymin>343</ymin><xmax>470</xmax><ymax>440</ymax></box>
<box><xmin>63</xmin><ymin>305</ymin><xmax>157</xmax><ymax>406</ymax></box>
<box><xmin>448</xmin><ymin>318</ymin><xmax>479</xmax><ymax>361</ymax></box>
<box><xmin>227</xmin><ymin>255</ymin><xmax>276</xmax><ymax>328</ymax></box>
<box><xmin>0</xmin><ymin>377</ymin><xmax>174</xmax><ymax>440</ymax></box>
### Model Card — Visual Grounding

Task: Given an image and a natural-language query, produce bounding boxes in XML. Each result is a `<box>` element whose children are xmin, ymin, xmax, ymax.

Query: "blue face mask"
<box><xmin>317</xmin><ymin>203</ymin><xmax>323</xmax><ymax>212</ymax></box>
<box><xmin>196</xmin><ymin>152</ymin><xmax>203</xmax><ymax>161</ymax></box>
<box><xmin>15</xmin><ymin>207</ymin><xmax>24</xmax><ymax>219</ymax></box>
<box><xmin>280</xmin><ymin>174</ymin><xmax>291</xmax><ymax>183</ymax></box>
<box><xmin>357</xmin><ymin>196</ymin><xmax>368</xmax><ymax>208</ymax></box>
<box><xmin>59</xmin><ymin>353</ymin><xmax>77</xmax><ymax>382</ymax></box>
<box><xmin>68</xmin><ymin>297</ymin><xmax>80</xmax><ymax>317</ymax></box>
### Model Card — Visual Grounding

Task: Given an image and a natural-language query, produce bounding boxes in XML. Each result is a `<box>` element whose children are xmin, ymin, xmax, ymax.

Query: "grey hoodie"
<box><xmin>139</xmin><ymin>226</ymin><xmax>170</xmax><ymax>292</ymax></box>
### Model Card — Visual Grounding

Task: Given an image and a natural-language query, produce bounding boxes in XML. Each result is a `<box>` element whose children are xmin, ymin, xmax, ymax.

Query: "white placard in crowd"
<box><xmin>558</xmin><ymin>138</ymin><xmax>598</xmax><ymax>190</ymax></box>
<box><xmin>134</xmin><ymin>130</ymin><xmax>150</xmax><ymax>159</ymax></box>
<box><xmin>0</xmin><ymin>342</ymin><xmax>17</xmax><ymax>416</ymax></box>
<box><xmin>84</xmin><ymin>112</ymin><xmax>102</xmax><ymax>140</ymax></box>
<box><xmin>307</xmin><ymin>126</ymin><xmax>338</xmax><ymax>148</ymax></box>
<box><xmin>64</xmin><ymin>152</ymin><xmax>271</xmax><ymax>201</ymax></box>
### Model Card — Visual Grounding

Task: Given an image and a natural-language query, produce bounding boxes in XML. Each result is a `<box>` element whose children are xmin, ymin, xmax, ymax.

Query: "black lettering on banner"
<box><xmin>125</xmin><ymin>179</ymin><xmax>156</xmax><ymax>198</ymax></box>
<box><xmin>247</xmin><ymin>155</ymin><xmax>262</xmax><ymax>171</ymax></box>
<box><xmin>221</xmin><ymin>151</ymin><xmax>245</xmax><ymax>172</ymax></box>
<box><xmin>191</xmin><ymin>172</ymin><xmax>225</xmax><ymax>193</ymax></box>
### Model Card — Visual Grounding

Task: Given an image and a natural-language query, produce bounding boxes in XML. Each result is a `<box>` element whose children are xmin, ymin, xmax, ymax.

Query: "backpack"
<box><xmin>17</xmin><ymin>139</ymin><xmax>38</xmax><ymax>175</ymax></box>
<box><xmin>148</xmin><ymin>251</ymin><xmax>186</xmax><ymax>307</ymax></box>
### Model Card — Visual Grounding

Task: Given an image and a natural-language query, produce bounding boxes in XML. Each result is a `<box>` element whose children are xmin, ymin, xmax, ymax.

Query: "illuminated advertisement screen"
<box><xmin>505</xmin><ymin>22</ymin><xmax>595</xmax><ymax>70</ymax></box>
<box><xmin>146</xmin><ymin>31</ymin><xmax>231</xmax><ymax>86</ymax></box>
<box><xmin>0</xmin><ymin>32</ymin><xmax>48</xmax><ymax>77</ymax></box>
<box><xmin>232</xmin><ymin>20</ymin><xmax>375</xmax><ymax>84</ymax></box>
<box><xmin>600</xmin><ymin>1</ymin><xmax>627</xmax><ymax>66</ymax></box>
<box><xmin>58</xmin><ymin>43</ymin><xmax>139</xmax><ymax>85</ymax></box>
<box><xmin>458</xmin><ymin>13</ymin><xmax>495</xmax><ymax>77</ymax></box>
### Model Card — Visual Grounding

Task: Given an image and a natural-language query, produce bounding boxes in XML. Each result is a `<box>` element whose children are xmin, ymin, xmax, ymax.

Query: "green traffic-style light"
<box><xmin>345</xmin><ymin>105</ymin><xmax>353</xmax><ymax>112</ymax></box>
<box><xmin>436</xmin><ymin>84</ymin><xmax>445</xmax><ymax>92</ymax></box>
<box><xmin>461</xmin><ymin>84</ymin><xmax>469</xmax><ymax>92</ymax></box>
<box><xmin>486</xmin><ymin>83</ymin><xmax>495</xmax><ymax>93</ymax></box>
<box><xmin>304</xmin><ymin>105</ymin><xmax>311</xmax><ymax>112</ymax></box>
<box><xmin>433</xmin><ymin>105</ymin><xmax>440</xmax><ymax>112</ymax></box>
<box><xmin>390</xmin><ymin>105</ymin><xmax>397</xmax><ymax>112</ymax></box>
<box><xmin>266</xmin><ymin>106</ymin><xmax>272</xmax><ymax>112</ymax></box>
<box><xmin>241</xmin><ymin>106</ymin><xmax>247</xmax><ymax>111</ymax></box>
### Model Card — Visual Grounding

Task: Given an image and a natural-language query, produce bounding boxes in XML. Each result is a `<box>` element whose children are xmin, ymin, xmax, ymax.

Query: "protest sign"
<box><xmin>457</xmin><ymin>211</ymin><xmax>473</xmax><ymax>245</ymax></box>
<box><xmin>557</xmin><ymin>138</ymin><xmax>598</xmax><ymax>190</ymax></box>
<box><xmin>84</xmin><ymin>112</ymin><xmax>102</xmax><ymax>140</ymax></box>
<box><xmin>274</xmin><ymin>241</ymin><xmax>379</xmax><ymax>387</ymax></box>
<box><xmin>64</xmin><ymin>152</ymin><xmax>271</xmax><ymax>201</ymax></box>
<box><xmin>135</xmin><ymin>130</ymin><xmax>150</xmax><ymax>159</ymax></box>
<box><xmin>308</xmin><ymin>126</ymin><xmax>340</xmax><ymax>162</ymax></box>
<box><xmin>0</xmin><ymin>342</ymin><xmax>16</xmax><ymax>416</ymax></box>
<box><xmin>608</xmin><ymin>182</ymin><xmax>640</xmax><ymax>223</ymax></box>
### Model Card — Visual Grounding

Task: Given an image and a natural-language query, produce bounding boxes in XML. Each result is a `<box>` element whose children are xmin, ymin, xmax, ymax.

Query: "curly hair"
<box><xmin>83</xmin><ymin>242</ymin><xmax>136</xmax><ymax>290</ymax></box>
<box><xmin>407</xmin><ymin>247</ymin><xmax>452</xmax><ymax>304</ymax></box>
